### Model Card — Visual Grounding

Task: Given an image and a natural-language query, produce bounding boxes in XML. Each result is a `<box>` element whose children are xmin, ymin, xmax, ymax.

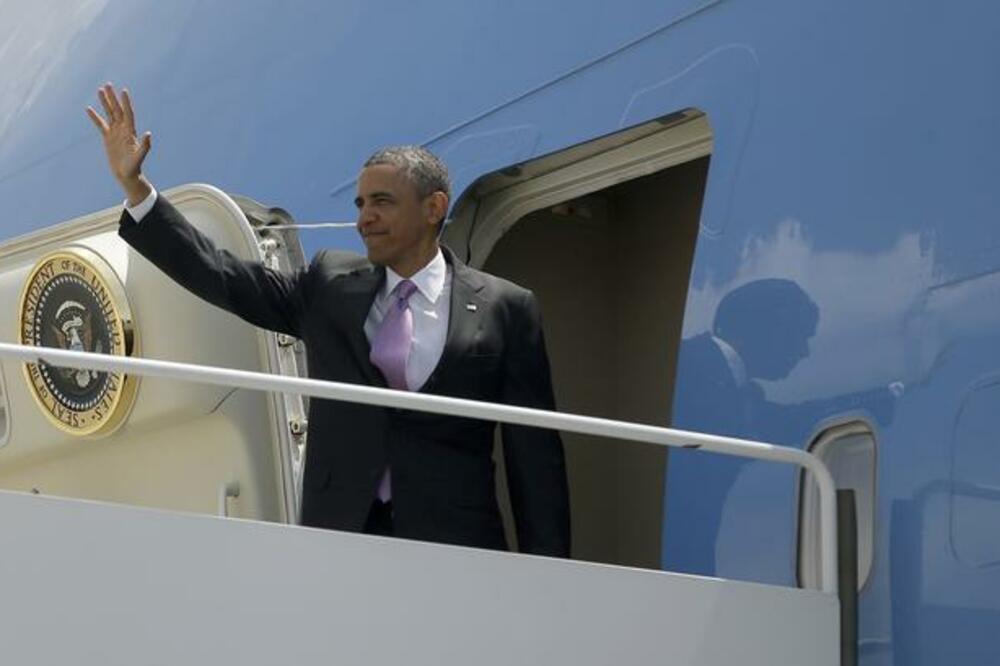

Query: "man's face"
<box><xmin>355</xmin><ymin>164</ymin><xmax>437</xmax><ymax>270</ymax></box>
<box><xmin>745</xmin><ymin>318</ymin><xmax>817</xmax><ymax>381</ymax></box>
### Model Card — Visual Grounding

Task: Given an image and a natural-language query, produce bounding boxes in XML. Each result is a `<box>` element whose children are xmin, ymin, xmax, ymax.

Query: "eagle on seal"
<box><xmin>49</xmin><ymin>300</ymin><xmax>102</xmax><ymax>389</ymax></box>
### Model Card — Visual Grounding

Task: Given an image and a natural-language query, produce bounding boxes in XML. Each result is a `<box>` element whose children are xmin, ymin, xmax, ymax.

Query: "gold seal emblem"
<box><xmin>18</xmin><ymin>248</ymin><xmax>138</xmax><ymax>436</ymax></box>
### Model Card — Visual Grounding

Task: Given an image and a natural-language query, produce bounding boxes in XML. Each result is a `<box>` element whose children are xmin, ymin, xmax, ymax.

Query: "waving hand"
<box><xmin>86</xmin><ymin>83</ymin><xmax>153</xmax><ymax>205</ymax></box>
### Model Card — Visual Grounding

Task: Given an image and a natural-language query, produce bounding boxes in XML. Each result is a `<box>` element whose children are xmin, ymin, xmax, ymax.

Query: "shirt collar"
<box><xmin>711</xmin><ymin>335</ymin><xmax>748</xmax><ymax>387</ymax></box>
<box><xmin>383</xmin><ymin>248</ymin><xmax>447</xmax><ymax>304</ymax></box>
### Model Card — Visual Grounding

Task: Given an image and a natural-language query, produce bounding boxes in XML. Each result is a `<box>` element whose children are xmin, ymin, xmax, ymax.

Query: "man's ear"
<box><xmin>425</xmin><ymin>191</ymin><xmax>449</xmax><ymax>228</ymax></box>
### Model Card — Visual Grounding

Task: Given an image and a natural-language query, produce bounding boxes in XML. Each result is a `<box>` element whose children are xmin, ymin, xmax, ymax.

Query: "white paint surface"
<box><xmin>0</xmin><ymin>490</ymin><xmax>838</xmax><ymax>665</ymax></box>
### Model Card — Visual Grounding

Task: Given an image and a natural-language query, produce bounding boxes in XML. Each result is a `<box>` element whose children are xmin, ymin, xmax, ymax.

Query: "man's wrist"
<box><xmin>121</xmin><ymin>175</ymin><xmax>153</xmax><ymax>207</ymax></box>
<box><xmin>124</xmin><ymin>184</ymin><xmax>158</xmax><ymax>223</ymax></box>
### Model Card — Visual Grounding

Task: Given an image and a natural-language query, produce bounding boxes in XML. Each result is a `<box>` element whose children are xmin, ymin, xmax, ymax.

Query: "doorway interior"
<box><xmin>445</xmin><ymin>111</ymin><xmax>711</xmax><ymax>568</ymax></box>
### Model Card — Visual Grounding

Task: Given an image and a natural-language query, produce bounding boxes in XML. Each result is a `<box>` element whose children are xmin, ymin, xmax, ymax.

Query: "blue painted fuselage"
<box><xmin>2</xmin><ymin>1</ymin><xmax>998</xmax><ymax>663</ymax></box>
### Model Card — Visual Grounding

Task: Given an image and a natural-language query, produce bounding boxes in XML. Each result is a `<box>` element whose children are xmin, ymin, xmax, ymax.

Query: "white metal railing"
<box><xmin>0</xmin><ymin>342</ymin><xmax>839</xmax><ymax>594</ymax></box>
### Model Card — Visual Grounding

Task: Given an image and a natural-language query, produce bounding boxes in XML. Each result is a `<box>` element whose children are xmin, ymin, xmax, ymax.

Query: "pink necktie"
<box><xmin>369</xmin><ymin>279</ymin><xmax>418</xmax><ymax>501</ymax></box>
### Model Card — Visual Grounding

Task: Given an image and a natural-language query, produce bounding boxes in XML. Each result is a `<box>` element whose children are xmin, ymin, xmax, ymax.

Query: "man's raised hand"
<box><xmin>86</xmin><ymin>83</ymin><xmax>153</xmax><ymax>206</ymax></box>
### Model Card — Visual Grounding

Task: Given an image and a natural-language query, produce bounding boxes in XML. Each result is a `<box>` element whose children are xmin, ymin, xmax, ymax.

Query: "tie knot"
<box><xmin>394</xmin><ymin>279</ymin><xmax>418</xmax><ymax>303</ymax></box>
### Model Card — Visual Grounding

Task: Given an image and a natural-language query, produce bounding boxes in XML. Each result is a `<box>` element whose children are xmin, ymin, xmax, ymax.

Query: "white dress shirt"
<box><xmin>126</xmin><ymin>189</ymin><xmax>452</xmax><ymax>391</ymax></box>
<box><xmin>712</xmin><ymin>335</ymin><xmax>747</xmax><ymax>387</ymax></box>
<box><xmin>363</xmin><ymin>250</ymin><xmax>451</xmax><ymax>390</ymax></box>
<box><xmin>125</xmin><ymin>187</ymin><xmax>158</xmax><ymax>222</ymax></box>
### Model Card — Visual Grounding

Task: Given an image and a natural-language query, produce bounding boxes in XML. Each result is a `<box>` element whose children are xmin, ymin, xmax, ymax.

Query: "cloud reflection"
<box><xmin>0</xmin><ymin>0</ymin><xmax>110</xmax><ymax>148</ymax></box>
<box><xmin>683</xmin><ymin>219</ymin><xmax>936</xmax><ymax>403</ymax></box>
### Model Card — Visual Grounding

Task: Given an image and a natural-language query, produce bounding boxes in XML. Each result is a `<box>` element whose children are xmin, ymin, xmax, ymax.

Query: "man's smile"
<box><xmin>362</xmin><ymin>230</ymin><xmax>389</xmax><ymax>241</ymax></box>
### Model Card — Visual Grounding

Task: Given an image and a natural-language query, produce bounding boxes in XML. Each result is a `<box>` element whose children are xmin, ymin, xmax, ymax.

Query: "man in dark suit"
<box><xmin>86</xmin><ymin>83</ymin><xmax>570</xmax><ymax>556</ymax></box>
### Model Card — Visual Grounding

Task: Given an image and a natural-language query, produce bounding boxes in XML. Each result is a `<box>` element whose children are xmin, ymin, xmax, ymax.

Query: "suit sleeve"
<box><xmin>500</xmin><ymin>289</ymin><xmax>571</xmax><ymax>557</ymax></box>
<box><xmin>118</xmin><ymin>195</ymin><xmax>308</xmax><ymax>337</ymax></box>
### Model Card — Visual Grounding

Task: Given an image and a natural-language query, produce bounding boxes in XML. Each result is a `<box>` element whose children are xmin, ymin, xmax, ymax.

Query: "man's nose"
<box><xmin>357</xmin><ymin>203</ymin><xmax>378</xmax><ymax>226</ymax></box>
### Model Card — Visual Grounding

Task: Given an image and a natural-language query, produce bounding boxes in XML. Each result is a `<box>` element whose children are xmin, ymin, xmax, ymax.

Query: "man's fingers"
<box><xmin>108</xmin><ymin>83</ymin><xmax>125</xmax><ymax>120</ymax></box>
<box><xmin>121</xmin><ymin>88</ymin><xmax>136</xmax><ymax>128</ymax></box>
<box><xmin>98</xmin><ymin>87</ymin><xmax>116</xmax><ymax>120</ymax></box>
<box><xmin>138</xmin><ymin>132</ymin><xmax>152</xmax><ymax>160</ymax></box>
<box><xmin>85</xmin><ymin>106</ymin><xmax>109</xmax><ymax>135</ymax></box>
<box><xmin>105</xmin><ymin>83</ymin><xmax>124</xmax><ymax>121</ymax></box>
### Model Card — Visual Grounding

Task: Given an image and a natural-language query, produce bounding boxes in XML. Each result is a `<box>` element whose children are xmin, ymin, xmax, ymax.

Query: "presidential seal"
<box><xmin>18</xmin><ymin>248</ymin><xmax>138</xmax><ymax>436</ymax></box>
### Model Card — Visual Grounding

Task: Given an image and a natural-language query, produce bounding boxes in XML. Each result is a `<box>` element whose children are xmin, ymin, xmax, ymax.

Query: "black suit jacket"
<box><xmin>118</xmin><ymin>196</ymin><xmax>570</xmax><ymax>556</ymax></box>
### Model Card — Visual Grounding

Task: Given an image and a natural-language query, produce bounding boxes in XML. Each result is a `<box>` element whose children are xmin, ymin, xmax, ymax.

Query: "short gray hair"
<box><xmin>363</xmin><ymin>145</ymin><xmax>451</xmax><ymax>200</ymax></box>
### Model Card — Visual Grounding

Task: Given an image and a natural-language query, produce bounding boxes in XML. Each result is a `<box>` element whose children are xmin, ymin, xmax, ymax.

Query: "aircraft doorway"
<box><xmin>445</xmin><ymin>112</ymin><xmax>711</xmax><ymax>568</ymax></box>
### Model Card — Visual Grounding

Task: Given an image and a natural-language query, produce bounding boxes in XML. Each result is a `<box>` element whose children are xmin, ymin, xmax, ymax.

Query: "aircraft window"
<box><xmin>951</xmin><ymin>381</ymin><xmax>1000</xmax><ymax>567</ymax></box>
<box><xmin>797</xmin><ymin>421</ymin><xmax>876</xmax><ymax>590</ymax></box>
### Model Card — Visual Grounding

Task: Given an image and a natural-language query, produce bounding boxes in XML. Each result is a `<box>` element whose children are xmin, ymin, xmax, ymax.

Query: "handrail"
<box><xmin>0</xmin><ymin>342</ymin><xmax>839</xmax><ymax>594</ymax></box>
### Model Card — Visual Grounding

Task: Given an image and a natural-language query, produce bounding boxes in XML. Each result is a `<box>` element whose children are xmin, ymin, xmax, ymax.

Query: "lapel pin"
<box><xmin>466</xmin><ymin>303</ymin><xmax>478</xmax><ymax>312</ymax></box>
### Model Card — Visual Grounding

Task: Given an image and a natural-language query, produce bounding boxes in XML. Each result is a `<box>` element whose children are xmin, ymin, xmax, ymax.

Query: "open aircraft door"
<box><xmin>0</xmin><ymin>184</ymin><xmax>307</xmax><ymax>523</ymax></box>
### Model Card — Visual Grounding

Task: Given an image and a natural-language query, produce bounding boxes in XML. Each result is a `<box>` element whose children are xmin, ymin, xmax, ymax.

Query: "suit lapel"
<box><xmin>338</xmin><ymin>266</ymin><xmax>387</xmax><ymax>387</ymax></box>
<box><xmin>427</xmin><ymin>246</ymin><xmax>486</xmax><ymax>388</ymax></box>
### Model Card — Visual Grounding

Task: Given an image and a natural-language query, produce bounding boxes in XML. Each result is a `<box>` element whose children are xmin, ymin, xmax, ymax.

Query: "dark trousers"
<box><xmin>363</xmin><ymin>499</ymin><xmax>393</xmax><ymax>536</ymax></box>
